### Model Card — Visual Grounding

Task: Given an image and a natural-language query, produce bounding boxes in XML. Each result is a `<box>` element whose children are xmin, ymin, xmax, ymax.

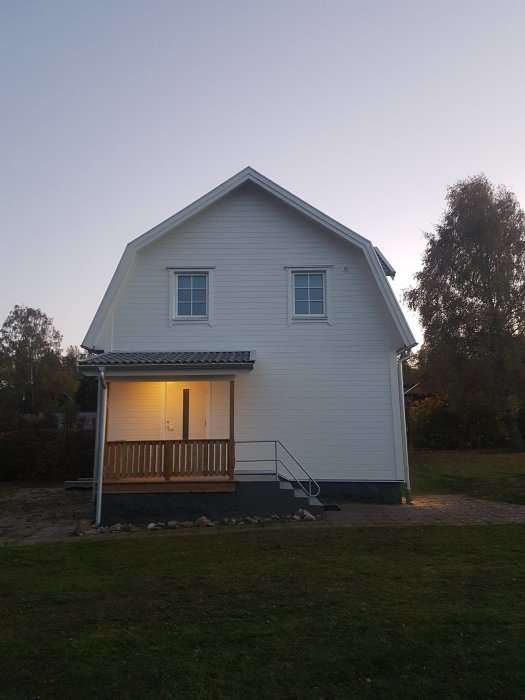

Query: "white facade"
<box><xmin>84</xmin><ymin>170</ymin><xmax>416</xmax><ymax>484</ymax></box>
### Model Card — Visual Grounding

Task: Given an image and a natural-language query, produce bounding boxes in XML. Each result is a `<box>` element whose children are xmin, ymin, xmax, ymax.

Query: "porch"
<box><xmin>101</xmin><ymin>374</ymin><xmax>237</xmax><ymax>493</ymax></box>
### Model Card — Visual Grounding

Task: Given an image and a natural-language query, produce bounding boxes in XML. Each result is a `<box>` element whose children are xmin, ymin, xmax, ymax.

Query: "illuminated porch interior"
<box><xmin>102</xmin><ymin>378</ymin><xmax>235</xmax><ymax>493</ymax></box>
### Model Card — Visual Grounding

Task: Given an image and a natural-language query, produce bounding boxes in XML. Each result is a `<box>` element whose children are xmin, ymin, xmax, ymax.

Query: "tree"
<box><xmin>63</xmin><ymin>344</ymin><xmax>98</xmax><ymax>414</ymax></box>
<box><xmin>0</xmin><ymin>306</ymin><xmax>77</xmax><ymax>424</ymax></box>
<box><xmin>405</xmin><ymin>175</ymin><xmax>525</xmax><ymax>449</ymax></box>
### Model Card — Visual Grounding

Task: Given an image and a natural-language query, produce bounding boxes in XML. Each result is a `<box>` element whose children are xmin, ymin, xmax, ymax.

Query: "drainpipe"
<box><xmin>94</xmin><ymin>368</ymin><xmax>108</xmax><ymax>527</ymax></box>
<box><xmin>91</xmin><ymin>378</ymin><xmax>103</xmax><ymax>503</ymax></box>
<box><xmin>397</xmin><ymin>348</ymin><xmax>412</xmax><ymax>504</ymax></box>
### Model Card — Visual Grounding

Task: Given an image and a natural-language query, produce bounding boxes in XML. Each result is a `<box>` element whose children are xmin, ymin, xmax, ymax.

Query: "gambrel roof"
<box><xmin>82</xmin><ymin>167</ymin><xmax>416</xmax><ymax>351</ymax></box>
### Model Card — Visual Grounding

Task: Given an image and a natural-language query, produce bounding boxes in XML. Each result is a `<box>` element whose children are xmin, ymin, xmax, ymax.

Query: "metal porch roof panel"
<box><xmin>79</xmin><ymin>351</ymin><xmax>254</xmax><ymax>368</ymax></box>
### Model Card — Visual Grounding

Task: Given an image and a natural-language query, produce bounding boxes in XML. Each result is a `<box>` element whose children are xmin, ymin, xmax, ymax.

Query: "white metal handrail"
<box><xmin>235</xmin><ymin>440</ymin><xmax>321</xmax><ymax>498</ymax></box>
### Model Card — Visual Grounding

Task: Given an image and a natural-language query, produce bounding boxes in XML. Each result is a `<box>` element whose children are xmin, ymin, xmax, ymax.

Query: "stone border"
<box><xmin>74</xmin><ymin>508</ymin><xmax>320</xmax><ymax>537</ymax></box>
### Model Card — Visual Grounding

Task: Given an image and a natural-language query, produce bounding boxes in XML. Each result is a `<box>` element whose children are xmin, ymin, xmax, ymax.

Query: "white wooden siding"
<box><xmin>208</xmin><ymin>380</ymin><xmax>230</xmax><ymax>439</ymax></box>
<box><xmin>106</xmin><ymin>380</ymin><xmax>231</xmax><ymax>442</ymax></box>
<box><xmin>106</xmin><ymin>382</ymin><xmax>164</xmax><ymax>442</ymax></box>
<box><xmin>106</xmin><ymin>183</ymin><xmax>404</xmax><ymax>481</ymax></box>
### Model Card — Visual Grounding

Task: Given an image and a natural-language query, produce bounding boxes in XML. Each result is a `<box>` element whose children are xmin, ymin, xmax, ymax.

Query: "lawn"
<box><xmin>410</xmin><ymin>450</ymin><xmax>525</xmax><ymax>504</ymax></box>
<box><xmin>1</xmin><ymin>526</ymin><xmax>524</xmax><ymax>699</ymax></box>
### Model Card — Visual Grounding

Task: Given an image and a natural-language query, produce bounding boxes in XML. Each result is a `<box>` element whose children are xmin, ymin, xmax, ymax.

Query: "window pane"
<box><xmin>178</xmin><ymin>289</ymin><xmax>191</xmax><ymax>302</ymax></box>
<box><xmin>310</xmin><ymin>301</ymin><xmax>324</xmax><ymax>314</ymax></box>
<box><xmin>310</xmin><ymin>288</ymin><xmax>323</xmax><ymax>301</ymax></box>
<box><xmin>294</xmin><ymin>274</ymin><xmax>308</xmax><ymax>288</ymax></box>
<box><xmin>192</xmin><ymin>275</ymin><xmax>207</xmax><ymax>289</ymax></box>
<box><xmin>192</xmin><ymin>302</ymin><xmax>207</xmax><ymax>316</ymax></box>
<box><xmin>192</xmin><ymin>288</ymin><xmax>206</xmax><ymax>302</ymax></box>
<box><xmin>295</xmin><ymin>288</ymin><xmax>308</xmax><ymax>301</ymax></box>
<box><xmin>178</xmin><ymin>302</ymin><xmax>191</xmax><ymax>315</ymax></box>
<box><xmin>178</xmin><ymin>276</ymin><xmax>191</xmax><ymax>289</ymax></box>
<box><xmin>295</xmin><ymin>301</ymin><xmax>309</xmax><ymax>315</ymax></box>
<box><xmin>309</xmin><ymin>274</ymin><xmax>324</xmax><ymax>288</ymax></box>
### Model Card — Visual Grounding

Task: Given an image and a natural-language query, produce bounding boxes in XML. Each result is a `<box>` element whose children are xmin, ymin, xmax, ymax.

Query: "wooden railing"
<box><xmin>104</xmin><ymin>439</ymin><xmax>234</xmax><ymax>481</ymax></box>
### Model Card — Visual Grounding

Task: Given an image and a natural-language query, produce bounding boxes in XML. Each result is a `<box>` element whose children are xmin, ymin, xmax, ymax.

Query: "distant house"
<box><xmin>79</xmin><ymin>168</ymin><xmax>416</xmax><ymax>525</ymax></box>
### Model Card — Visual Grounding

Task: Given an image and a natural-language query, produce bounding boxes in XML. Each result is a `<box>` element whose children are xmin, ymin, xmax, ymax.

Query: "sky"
<box><xmin>2</xmin><ymin>0</ymin><xmax>524</xmax><ymax>349</ymax></box>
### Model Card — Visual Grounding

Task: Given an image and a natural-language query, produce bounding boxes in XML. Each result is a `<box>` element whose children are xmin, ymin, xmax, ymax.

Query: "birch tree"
<box><xmin>405</xmin><ymin>175</ymin><xmax>525</xmax><ymax>449</ymax></box>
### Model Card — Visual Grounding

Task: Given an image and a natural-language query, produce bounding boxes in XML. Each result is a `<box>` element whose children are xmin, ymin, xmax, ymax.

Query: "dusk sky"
<box><xmin>2</xmin><ymin>0</ymin><xmax>524</xmax><ymax>349</ymax></box>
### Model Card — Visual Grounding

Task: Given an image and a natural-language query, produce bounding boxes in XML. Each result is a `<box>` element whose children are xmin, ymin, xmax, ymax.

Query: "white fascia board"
<box><xmin>82</xmin><ymin>246</ymin><xmax>136</xmax><ymax>350</ymax></box>
<box><xmin>247</xmin><ymin>172</ymin><xmax>415</xmax><ymax>346</ymax></box>
<box><xmin>362</xmin><ymin>245</ymin><xmax>417</xmax><ymax>349</ymax></box>
<box><xmin>82</xmin><ymin>170</ymin><xmax>256</xmax><ymax>349</ymax></box>
<box><xmin>245</xmin><ymin>169</ymin><xmax>372</xmax><ymax>249</ymax></box>
<box><xmin>128</xmin><ymin>167</ymin><xmax>258</xmax><ymax>250</ymax></box>
<box><xmin>128</xmin><ymin>166</ymin><xmax>372</xmax><ymax>253</ymax></box>
<box><xmin>82</xmin><ymin>166</ymin><xmax>417</xmax><ymax>350</ymax></box>
<box><xmin>79</xmin><ymin>368</ymin><xmax>239</xmax><ymax>380</ymax></box>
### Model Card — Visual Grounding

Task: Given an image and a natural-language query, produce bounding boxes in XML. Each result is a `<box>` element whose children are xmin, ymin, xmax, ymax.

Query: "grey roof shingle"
<box><xmin>79</xmin><ymin>351</ymin><xmax>254</xmax><ymax>368</ymax></box>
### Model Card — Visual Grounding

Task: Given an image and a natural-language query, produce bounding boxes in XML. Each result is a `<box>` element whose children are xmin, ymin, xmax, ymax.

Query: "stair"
<box><xmin>235</xmin><ymin>440</ymin><xmax>323</xmax><ymax>517</ymax></box>
<box><xmin>235</xmin><ymin>473</ymin><xmax>324</xmax><ymax>517</ymax></box>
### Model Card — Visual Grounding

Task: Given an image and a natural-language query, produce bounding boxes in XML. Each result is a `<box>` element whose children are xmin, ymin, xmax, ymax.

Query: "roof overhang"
<box><xmin>78</xmin><ymin>351</ymin><xmax>255</xmax><ymax>378</ymax></box>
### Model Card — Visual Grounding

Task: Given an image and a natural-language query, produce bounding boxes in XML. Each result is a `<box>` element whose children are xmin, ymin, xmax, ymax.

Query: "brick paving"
<box><xmin>324</xmin><ymin>494</ymin><xmax>525</xmax><ymax>527</ymax></box>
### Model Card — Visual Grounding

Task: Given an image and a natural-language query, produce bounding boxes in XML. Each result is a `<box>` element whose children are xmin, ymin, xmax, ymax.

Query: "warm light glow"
<box><xmin>107</xmin><ymin>380</ymin><xmax>222</xmax><ymax>442</ymax></box>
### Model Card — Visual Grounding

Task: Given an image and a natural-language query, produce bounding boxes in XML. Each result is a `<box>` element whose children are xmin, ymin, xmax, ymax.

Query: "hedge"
<box><xmin>0</xmin><ymin>429</ymin><xmax>95</xmax><ymax>481</ymax></box>
<box><xmin>406</xmin><ymin>396</ymin><xmax>508</xmax><ymax>450</ymax></box>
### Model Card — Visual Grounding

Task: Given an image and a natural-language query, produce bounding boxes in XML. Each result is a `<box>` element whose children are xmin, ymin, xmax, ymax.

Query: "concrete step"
<box><xmin>64</xmin><ymin>479</ymin><xmax>93</xmax><ymax>490</ymax></box>
<box><xmin>232</xmin><ymin>476</ymin><xmax>324</xmax><ymax>517</ymax></box>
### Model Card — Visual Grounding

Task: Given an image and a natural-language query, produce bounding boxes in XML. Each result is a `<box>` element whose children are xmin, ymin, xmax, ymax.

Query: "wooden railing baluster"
<box><xmin>103</xmin><ymin>439</ymin><xmax>233</xmax><ymax>482</ymax></box>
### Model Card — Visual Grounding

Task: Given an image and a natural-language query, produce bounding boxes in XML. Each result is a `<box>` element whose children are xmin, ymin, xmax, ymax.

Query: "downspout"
<box><xmin>397</xmin><ymin>348</ymin><xmax>412</xmax><ymax>504</ymax></box>
<box><xmin>91</xmin><ymin>378</ymin><xmax>103</xmax><ymax>503</ymax></box>
<box><xmin>94</xmin><ymin>368</ymin><xmax>108</xmax><ymax>527</ymax></box>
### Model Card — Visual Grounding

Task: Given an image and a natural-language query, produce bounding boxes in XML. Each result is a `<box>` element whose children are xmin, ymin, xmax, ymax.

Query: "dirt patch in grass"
<box><xmin>0</xmin><ymin>484</ymin><xmax>91</xmax><ymax>545</ymax></box>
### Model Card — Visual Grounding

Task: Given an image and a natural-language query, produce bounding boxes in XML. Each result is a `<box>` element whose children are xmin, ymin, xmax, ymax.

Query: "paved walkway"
<box><xmin>1</xmin><ymin>487</ymin><xmax>524</xmax><ymax>545</ymax></box>
<box><xmin>324</xmin><ymin>495</ymin><xmax>525</xmax><ymax>527</ymax></box>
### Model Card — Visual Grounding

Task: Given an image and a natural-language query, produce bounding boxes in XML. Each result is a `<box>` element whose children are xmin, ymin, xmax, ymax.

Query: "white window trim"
<box><xmin>168</xmin><ymin>268</ymin><xmax>215</xmax><ymax>326</ymax></box>
<box><xmin>285</xmin><ymin>266</ymin><xmax>333</xmax><ymax>325</ymax></box>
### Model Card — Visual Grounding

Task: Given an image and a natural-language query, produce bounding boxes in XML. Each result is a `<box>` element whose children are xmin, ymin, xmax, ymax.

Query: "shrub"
<box><xmin>407</xmin><ymin>397</ymin><xmax>507</xmax><ymax>450</ymax></box>
<box><xmin>0</xmin><ymin>429</ymin><xmax>95</xmax><ymax>481</ymax></box>
<box><xmin>407</xmin><ymin>396</ymin><xmax>463</xmax><ymax>449</ymax></box>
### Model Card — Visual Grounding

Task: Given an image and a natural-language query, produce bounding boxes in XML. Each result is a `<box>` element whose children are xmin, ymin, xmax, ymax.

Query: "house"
<box><xmin>79</xmin><ymin>167</ymin><xmax>416</xmax><ymax>525</ymax></box>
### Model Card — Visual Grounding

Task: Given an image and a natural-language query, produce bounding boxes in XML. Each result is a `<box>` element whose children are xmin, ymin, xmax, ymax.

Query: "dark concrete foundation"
<box><xmin>100</xmin><ymin>480</ymin><xmax>402</xmax><ymax>525</ymax></box>
<box><xmin>317</xmin><ymin>481</ymin><xmax>402</xmax><ymax>504</ymax></box>
<box><xmin>100</xmin><ymin>480</ymin><xmax>323</xmax><ymax>525</ymax></box>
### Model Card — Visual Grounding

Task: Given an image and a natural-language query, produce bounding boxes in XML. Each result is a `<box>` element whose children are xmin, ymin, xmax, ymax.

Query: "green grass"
<box><xmin>410</xmin><ymin>450</ymin><xmax>525</xmax><ymax>504</ymax></box>
<box><xmin>1</xmin><ymin>526</ymin><xmax>524</xmax><ymax>699</ymax></box>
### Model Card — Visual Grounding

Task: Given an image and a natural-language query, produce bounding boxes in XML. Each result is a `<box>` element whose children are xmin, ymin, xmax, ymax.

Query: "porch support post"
<box><xmin>94</xmin><ymin>369</ymin><xmax>108</xmax><ymax>527</ymax></box>
<box><xmin>228</xmin><ymin>379</ymin><xmax>235</xmax><ymax>478</ymax></box>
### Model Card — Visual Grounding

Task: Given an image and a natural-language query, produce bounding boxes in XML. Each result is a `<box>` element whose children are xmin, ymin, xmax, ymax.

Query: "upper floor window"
<box><xmin>176</xmin><ymin>273</ymin><xmax>208</xmax><ymax>318</ymax></box>
<box><xmin>286</xmin><ymin>266</ymin><xmax>332</xmax><ymax>324</ymax></box>
<box><xmin>293</xmin><ymin>271</ymin><xmax>325</xmax><ymax>316</ymax></box>
<box><xmin>169</xmin><ymin>268</ymin><xmax>214</xmax><ymax>323</ymax></box>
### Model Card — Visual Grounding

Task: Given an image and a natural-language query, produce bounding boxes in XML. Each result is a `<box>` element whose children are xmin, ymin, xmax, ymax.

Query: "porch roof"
<box><xmin>79</xmin><ymin>351</ymin><xmax>255</xmax><ymax>371</ymax></box>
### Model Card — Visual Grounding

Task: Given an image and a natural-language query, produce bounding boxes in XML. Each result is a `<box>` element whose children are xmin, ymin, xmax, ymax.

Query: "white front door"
<box><xmin>164</xmin><ymin>382</ymin><xmax>208</xmax><ymax>439</ymax></box>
